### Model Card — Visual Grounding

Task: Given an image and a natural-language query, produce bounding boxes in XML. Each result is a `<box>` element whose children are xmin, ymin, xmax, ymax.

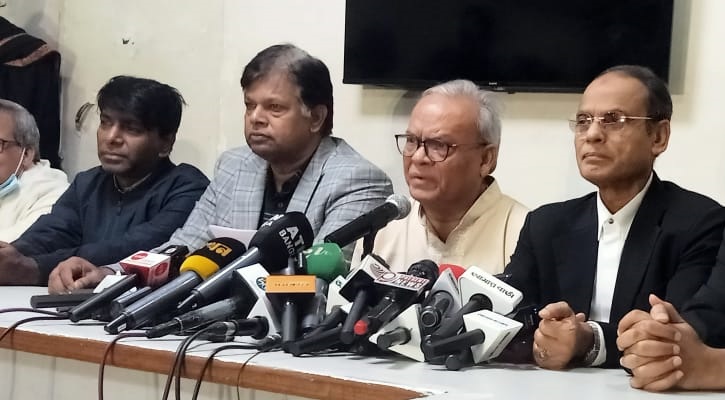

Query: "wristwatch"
<box><xmin>583</xmin><ymin>321</ymin><xmax>602</xmax><ymax>366</ymax></box>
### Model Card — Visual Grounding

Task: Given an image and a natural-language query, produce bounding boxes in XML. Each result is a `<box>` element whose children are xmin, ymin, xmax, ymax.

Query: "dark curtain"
<box><xmin>0</xmin><ymin>17</ymin><xmax>61</xmax><ymax>169</ymax></box>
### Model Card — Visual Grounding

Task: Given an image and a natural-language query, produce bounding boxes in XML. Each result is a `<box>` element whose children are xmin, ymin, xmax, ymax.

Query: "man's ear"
<box><xmin>159</xmin><ymin>134</ymin><xmax>176</xmax><ymax>157</ymax></box>
<box><xmin>21</xmin><ymin>147</ymin><xmax>36</xmax><ymax>170</ymax></box>
<box><xmin>309</xmin><ymin>105</ymin><xmax>328</xmax><ymax>134</ymax></box>
<box><xmin>651</xmin><ymin>120</ymin><xmax>670</xmax><ymax>157</ymax></box>
<box><xmin>480</xmin><ymin>144</ymin><xmax>498</xmax><ymax>177</ymax></box>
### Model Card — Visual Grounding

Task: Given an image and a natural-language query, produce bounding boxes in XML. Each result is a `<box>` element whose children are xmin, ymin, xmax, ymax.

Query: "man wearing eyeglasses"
<box><xmin>351</xmin><ymin>79</ymin><xmax>528</xmax><ymax>273</ymax></box>
<box><xmin>502</xmin><ymin>65</ymin><xmax>725</xmax><ymax>370</ymax></box>
<box><xmin>0</xmin><ymin>99</ymin><xmax>68</xmax><ymax>242</ymax></box>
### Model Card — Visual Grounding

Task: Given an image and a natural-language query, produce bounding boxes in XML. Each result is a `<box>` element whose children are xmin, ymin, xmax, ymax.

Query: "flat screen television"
<box><xmin>343</xmin><ymin>0</ymin><xmax>674</xmax><ymax>93</ymax></box>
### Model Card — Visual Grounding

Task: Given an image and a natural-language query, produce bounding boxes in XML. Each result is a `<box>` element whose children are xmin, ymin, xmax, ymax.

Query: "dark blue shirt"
<box><xmin>13</xmin><ymin>158</ymin><xmax>209</xmax><ymax>283</ymax></box>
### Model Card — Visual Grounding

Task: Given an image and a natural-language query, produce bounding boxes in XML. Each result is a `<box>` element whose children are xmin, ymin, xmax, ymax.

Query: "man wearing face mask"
<box><xmin>0</xmin><ymin>76</ymin><xmax>209</xmax><ymax>287</ymax></box>
<box><xmin>0</xmin><ymin>99</ymin><xmax>68</xmax><ymax>242</ymax></box>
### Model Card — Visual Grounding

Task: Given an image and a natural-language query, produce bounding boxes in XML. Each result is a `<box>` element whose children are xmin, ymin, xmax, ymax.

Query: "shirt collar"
<box><xmin>596</xmin><ymin>173</ymin><xmax>653</xmax><ymax>240</ymax></box>
<box><xmin>113</xmin><ymin>172</ymin><xmax>153</xmax><ymax>194</ymax></box>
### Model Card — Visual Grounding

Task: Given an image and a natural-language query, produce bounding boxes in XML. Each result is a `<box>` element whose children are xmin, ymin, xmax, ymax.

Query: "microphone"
<box><xmin>421</xmin><ymin>310</ymin><xmax>523</xmax><ymax>368</ymax></box>
<box><xmin>266</xmin><ymin>251</ymin><xmax>344</xmax><ymax>344</ymax></box>
<box><xmin>494</xmin><ymin>304</ymin><xmax>541</xmax><ymax>364</ymax></box>
<box><xmin>306</xmin><ymin>305</ymin><xmax>347</xmax><ymax>338</ymax></box>
<box><xmin>304</xmin><ymin>243</ymin><xmax>348</xmax><ymax>282</ymax></box>
<box><xmin>68</xmin><ymin>250</ymin><xmax>177</xmax><ymax>322</ymax></box>
<box><xmin>176</xmin><ymin>212</ymin><xmax>314</xmax><ymax>312</ymax></box>
<box><xmin>108</xmin><ymin>286</ymin><xmax>153</xmax><ymax>318</ymax></box>
<box><xmin>145</xmin><ymin>294</ymin><xmax>253</xmax><ymax>338</ymax></box>
<box><xmin>354</xmin><ymin>260</ymin><xmax>437</xmax><ymax>337</ymax></box>
<box><xmin>156</xmin><ymin>244</ymin><xmax>190</xmax><ymax>280</ymax></box>
<box><xmin>326</xmin><ymin>275</ymin><xmax>350</xmax><ymax>315</ymax></box>
<box><xmin>439</xmin><ymin>264</ymin><xmax>466</xmax><ymax>279</ymax></box>
<box><xmin>368</xmin><ymin>304</ymin><xmax>425</xmax><ymax>362</ymax></box>
<box><xmin>69</xmin><ymin>274</ymin><xmax>139</xmax><ymax>322</ymax></box>
<box><xmin>265</xmin><ymin>274</ymin><xmax>320</xmax><ymax>343</ymax></box>
<box><xmin>197</xmin><ymin>316</ymin><xmax>270</xmax><ymax>342</ymax></box>
<box><xmin>231</xmin><ymin>263</ymin><xmax>282</xmax><ymax>337</ymax></box>
<box><xmin>429</xmin><ymin>266</ymin><xmax>523</xmax><ymax>341</ymax></box>
<box><xmin>419</xmin><ymin>265</ymin><xmax>464</xmax><ymax>335</ymax></box>
<box><xmin>323</xmin><ymin>194</ymin><xmax>411</xmax><ymax>247</ymax></box>
<box><xmin>104</xmin><ymin>237</ymin><xmax>246</xmax><ymax>333</ymax></box>
<box><xmin>299</xmin><ymin>278</ymin><xmax>328</xmax><ymax>334</ymax></box>
<box><xmin>296</xmin><ymin>243</ymin><xmax>346</xmax><ymax>333</ymax></box>
<box><xmin>146</xmin><ymin>257</ymin><xmax>294</xmax><ymax>339</ymax></box>
<box><xmin>458</xmin><ymin>266</ymin><xmax>523</xmax><ymax>315</ymax></box>
<box><xmin>337</xmin><ymin>254</ymin><xmax>393</xmax><ymax>344</ymax></box>
<box><xmin>118</xmin><ymin>251</ymin><xmax>173</xmax><ymax>287</ymax></box>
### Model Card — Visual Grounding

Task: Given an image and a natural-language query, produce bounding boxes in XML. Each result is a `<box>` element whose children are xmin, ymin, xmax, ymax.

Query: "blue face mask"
<box><xmin>0</xmin><ymin>148</ymin><xmax>26</xmax><ymax>199</ymax></box>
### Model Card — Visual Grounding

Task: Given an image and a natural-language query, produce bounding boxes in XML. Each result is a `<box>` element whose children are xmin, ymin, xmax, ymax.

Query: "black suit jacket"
<box><xmin>504</xmin><ymin>174</ymin><xmax>725</xmax><ymax>368</ymax></box>
<box><xmin>682</xmin><ymin>240</ymin><xmax>725</xmax><ymax>348</ymax></box>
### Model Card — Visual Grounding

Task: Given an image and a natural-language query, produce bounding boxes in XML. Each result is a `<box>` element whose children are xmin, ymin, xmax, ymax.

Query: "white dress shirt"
<box><xmin>587</xmin><ymin>173</ymin><xmax>652</xmax><ymax>366</ymax></box>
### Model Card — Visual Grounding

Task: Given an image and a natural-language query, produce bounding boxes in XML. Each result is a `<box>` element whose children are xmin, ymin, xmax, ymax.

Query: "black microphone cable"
<box><xmin>98</xmin><ymin>331</ymin><xmax>147</xmax><ymax>400</ymax></box>
<box><xmin>0</xmin><ymin>307</ymin><xmax>70</xmax><ymax>316</ymax></box>
<box><xmin>161</xmin><ymin>326</ymin><xmax>216</xmax><ymax>400</ymax></box>
<box><xmin>0</xmin><ymin>310</ymin><xmax>69</xmax><ymax>343</ymax></box>
<box><xmin>235</xmin><ymin>349</ymin><xmax>270</xmax><ymax>400</ymax></box>
<box><xmin>191</xmin><ymin>342</ymin><xmax>260</xmax><ymax>400</ymax></box>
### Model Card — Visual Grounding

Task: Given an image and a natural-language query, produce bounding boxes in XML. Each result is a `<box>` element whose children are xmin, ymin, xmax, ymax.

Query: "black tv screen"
<box><xmin>343</xmin><ymin>0</ymin><xmax>674</xmax><ymax>93</ymax></box>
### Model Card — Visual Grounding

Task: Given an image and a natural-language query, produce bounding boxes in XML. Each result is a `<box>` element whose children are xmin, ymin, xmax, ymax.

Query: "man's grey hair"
<box><xmin>0</xmin><ymin>99</ymin><xmax>40</xmax><ymax>161</ymax></box>
<box><xmin>422</xmin><ymin>79</ymin><xmax>502</xmax><ymax>146</ymax></box>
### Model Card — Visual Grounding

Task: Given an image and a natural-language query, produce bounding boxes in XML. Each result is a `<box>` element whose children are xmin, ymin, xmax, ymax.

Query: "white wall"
<box><xmin>2</xmin><ymin>0</ymin><xmax>724</xmax><ymax>210</ymax></box>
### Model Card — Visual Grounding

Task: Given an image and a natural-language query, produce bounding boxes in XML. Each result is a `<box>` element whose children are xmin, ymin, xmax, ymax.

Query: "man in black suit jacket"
<box><xmin>617</xmin><ymin>294</ymin><xmax>725</xmax><ymax>391</ymax></box>
<box><xmin>616</xmin><ymin>244</ymin><xmax>725</xmax><ymax>391</ymax></box>
<box><xmin>503</xmin><ymin>65</ymin><xmax>725</xmax><ymax>370</ymax></box>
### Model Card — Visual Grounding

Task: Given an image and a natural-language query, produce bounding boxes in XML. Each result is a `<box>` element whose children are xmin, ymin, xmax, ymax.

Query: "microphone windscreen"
<box><xmin>387</xmin><ymin>194</ymin><xmax>412</xmax><ymax>220</ymax></box>
<box><xmin>179</xmin><ymin>237</ymin><xmax>247</xmax><ymax>278</ymax></box>
<box><xmin>305</xmin><ymin>243</ymin><xmax>347</xmax><ymax>282</ymax></box>
<box><xmin>439</xmin><ymin>264</ymin><xmax>466</xmax><ymax>279</ymax></box>
<box><xmin>408</xmin><ymin>259</ymin><xmax>438</xmax><ymax>282</ymax></box>
<box><xmin>248</xmin><ymin>211</ymin><xmax>314</xmax><ymax>271</ymax></box>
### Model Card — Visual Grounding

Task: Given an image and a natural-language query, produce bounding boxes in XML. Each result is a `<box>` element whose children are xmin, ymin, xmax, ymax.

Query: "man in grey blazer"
<box><xmin>162</xmin><ymin>44</ymin><xmax>392</xmax><ymax>253</ymax></box>
<box><xmin>48</xmin><ymin>44</ymin><xmax>392</xmax><ymax>292</ymax></box>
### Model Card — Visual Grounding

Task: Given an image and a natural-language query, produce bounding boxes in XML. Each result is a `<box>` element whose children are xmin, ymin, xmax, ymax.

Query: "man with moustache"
<box><xmin>352</xmin><ymin>79</ymin><xmax>527</xmax><ymax>273</ymax></box>
<box><xmin>0</xmin><ymin>75</ymin><xmax>208</xmax><ymax>288</ymax></box>
<box><xmin>503</xmin><ymin>65</ymin><xmax>725</xmax><ymax>369</ymax></box>
<box><xmin>49</xmin><ymin>44</ymin><xmax>392</xmax><ymax>292</ymax></box>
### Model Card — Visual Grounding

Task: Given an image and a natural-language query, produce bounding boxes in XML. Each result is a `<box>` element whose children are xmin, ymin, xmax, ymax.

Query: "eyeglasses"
<box><xmin>395</xmin><ymin>134</ymin><xmax>483</xmax><ymax>162</ymax></box>
<box><xmin>0</xmin><ymin>138</ymin><xmax>20</xmax><ymax>154</ymax></box>
<box><xmin>568</xmin><ymin>112</ymin><xmax>654</xmax><ymax>134</ymax></box>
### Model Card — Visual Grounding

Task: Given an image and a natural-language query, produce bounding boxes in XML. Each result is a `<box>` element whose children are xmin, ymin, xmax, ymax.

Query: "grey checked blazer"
<box><xmin>162</xmin><ymin>136</ymin><xmax>393</xmax><ymax>256</ymax></box>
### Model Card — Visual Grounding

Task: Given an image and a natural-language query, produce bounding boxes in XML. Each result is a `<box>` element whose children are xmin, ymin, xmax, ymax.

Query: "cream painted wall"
<box><xmin>2</xmin><ymin>0</ymin><xmax>724</xmax><ymax>210</ymax></box>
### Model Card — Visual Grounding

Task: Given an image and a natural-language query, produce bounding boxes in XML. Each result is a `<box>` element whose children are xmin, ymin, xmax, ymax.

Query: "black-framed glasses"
<box><xmin>568</xmin><ymin>111</ymin><xmax>654</xmax><ymax>135</ymax></box>
<box><xmin>395</xmin><ymin>134</ymin><xmax>483</xmax><ymax>162</ymax></box>
<box><xmin>0</xmin><ymin>138</ymin><xmax>20</xmax><ymax>153</ymax></box>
